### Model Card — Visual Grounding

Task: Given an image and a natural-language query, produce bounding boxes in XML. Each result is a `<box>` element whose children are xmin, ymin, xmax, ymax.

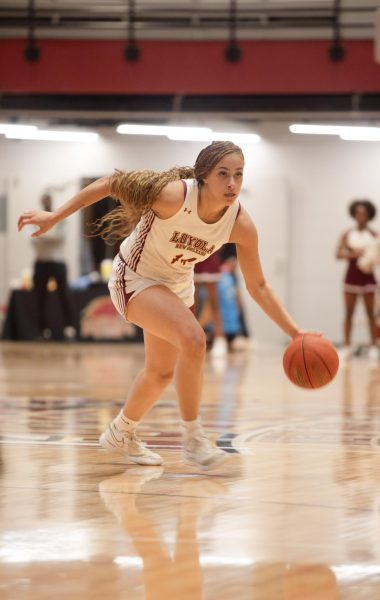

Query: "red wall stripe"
<box><xmin>1</xmin><ymin>39</ymin><xmax>380</xmax><ymax>94</ymax></box>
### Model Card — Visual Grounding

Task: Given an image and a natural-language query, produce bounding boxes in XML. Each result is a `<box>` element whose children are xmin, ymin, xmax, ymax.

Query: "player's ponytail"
<box><xmin>92</xmin><ymin>165</ymin><xmax>194</xmax><ymax>243</ymax></box>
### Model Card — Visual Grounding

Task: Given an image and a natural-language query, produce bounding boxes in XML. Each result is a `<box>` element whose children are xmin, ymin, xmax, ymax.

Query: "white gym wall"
<box><xmin>1</xmin><ymin>123</ymin><xmax>379</xmax><ymax>345</ymax></box>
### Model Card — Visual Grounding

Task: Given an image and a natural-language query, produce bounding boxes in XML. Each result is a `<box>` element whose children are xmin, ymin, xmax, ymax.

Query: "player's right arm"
<box><xmin>18</xmin><ymin>176</ymin><xmax>111</xmax><ymax>238</ymax></box>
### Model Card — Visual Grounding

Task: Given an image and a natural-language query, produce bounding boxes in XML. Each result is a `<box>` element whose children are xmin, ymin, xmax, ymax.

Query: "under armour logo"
<box><xmin>184</xmin><ymin>207</ymin><xmax>192</xmax><ymax>214</ymax></box>
<box><xmin>181</xmin><ymin>257</ymin><xmax>197</xmax><ymax>265</ymax></box>
<box><xmin>171</xmin><ymin>254</ymin><xmax>183</xmax><ymax>264</ymax></box>
<box><xmin>171</xmin><ymin>254</ymin><xmax>197</xmax><ymax>265</ymax></box>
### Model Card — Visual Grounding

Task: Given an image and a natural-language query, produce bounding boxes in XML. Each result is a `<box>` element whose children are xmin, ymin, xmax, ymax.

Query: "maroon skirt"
<box><xmin>344</xmin><ymin>259</ymin><xmax>377</xmax><ymax>294</ymax></box>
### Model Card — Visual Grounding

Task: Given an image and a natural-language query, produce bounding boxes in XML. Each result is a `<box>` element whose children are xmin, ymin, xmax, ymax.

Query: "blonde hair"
<box><xmin>94</xmin><ymin>140</ymin><xmax>243</xmax><ymax>243</ymax></box>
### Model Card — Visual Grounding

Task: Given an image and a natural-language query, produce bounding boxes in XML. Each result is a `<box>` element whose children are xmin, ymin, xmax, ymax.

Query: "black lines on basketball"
<box><xmin>283</xmin><ymin>334</ymin><xmax>339</xmax><ymax>389</ymax></box>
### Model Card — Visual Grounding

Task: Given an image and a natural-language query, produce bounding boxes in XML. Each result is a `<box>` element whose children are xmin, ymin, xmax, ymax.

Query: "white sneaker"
<box><xmin>210</xmin><ymin>336</ymin><xmax>228</xmax><ymax>357</ymax></box>
<box><xmin>338</xmin><ymin>345</ymin><xmax>352</xmax><ymax>363</ymax></box>
<box><xmin>230</xmin><ymin>336</ymin><xmax>249</xmax><ymax>352</ymax></box>
<box><xmin>99</xmin><ymin>423</ymin><xmax>163</xmax><ymax>466</ymax></box>
<box><xmin>183</xmin><ymin>431</ymin><xmax>228</xmax><ymax>470</ymax></box>
<box><xmin>368</xmin><ymin>345</ymin><xmax>380</xmax><ymax>362</ymax></box>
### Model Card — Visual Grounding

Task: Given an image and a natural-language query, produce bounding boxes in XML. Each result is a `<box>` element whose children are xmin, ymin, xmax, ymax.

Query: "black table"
<box><xmin>2</xmin><ymin>285</ymin><xmax>143</xmax><ymax>342</ymax></box>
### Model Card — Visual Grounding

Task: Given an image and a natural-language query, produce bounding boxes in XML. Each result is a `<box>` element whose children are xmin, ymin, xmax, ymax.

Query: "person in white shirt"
<box><xmin>32</xmin><ymin>193</ymin><xmax>76</xmax><ymax>340</ymax></box>
<box><xmin>18</xmin><ymin>140</ymin><xmax>313</xmax><ymax>471</ymax></box>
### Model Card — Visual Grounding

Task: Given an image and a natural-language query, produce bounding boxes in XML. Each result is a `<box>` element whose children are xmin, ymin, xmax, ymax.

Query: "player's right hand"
<box><xmin>17</xmin><ymin>210</ymin><xmax>57</xmax><ymax>237</ymax></box>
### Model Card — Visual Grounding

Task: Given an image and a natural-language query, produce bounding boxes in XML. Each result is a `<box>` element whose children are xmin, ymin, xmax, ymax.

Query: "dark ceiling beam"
<box><xmin>1</xmin><ymin>93</ymin><xmax>380</xmax><ymax>115</ymax></box>
<box><xmin>0</xmin><ymin>4</ymin><xmax>376</xmax><ymax>34</ymax></box>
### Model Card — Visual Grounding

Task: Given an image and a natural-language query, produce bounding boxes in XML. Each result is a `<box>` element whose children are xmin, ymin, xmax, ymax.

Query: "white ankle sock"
<box><xmin>114</xmin><ymin>411</ymin><xmax>138</xmax><ymax>432</ymax></box>
<box><xmin>181</xmin><ymin>418</ymin><xmax>202</xmax><ymax>436</ymax></box>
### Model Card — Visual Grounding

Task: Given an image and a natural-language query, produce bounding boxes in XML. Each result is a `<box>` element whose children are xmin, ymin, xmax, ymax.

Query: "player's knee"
<box><xmin>179</xmin><ymin>327</ymin><xmax>206</xmax><ymax>359</ymax></box>
<box><xmin>145</xmin><ymin>367</ymin><xmax>174</xmax><ymax>387</ymax></box>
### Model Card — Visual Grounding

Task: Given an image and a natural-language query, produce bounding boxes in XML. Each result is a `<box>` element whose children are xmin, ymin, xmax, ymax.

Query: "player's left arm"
<box><xmin>229</xmin><ymin>206</ymin><xmax>301</xmax><ymax>339</ymax></box>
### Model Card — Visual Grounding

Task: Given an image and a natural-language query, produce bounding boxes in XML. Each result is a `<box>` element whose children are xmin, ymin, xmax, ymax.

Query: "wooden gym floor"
<box><xmin>0</xmin><ymin>341</ymin><xmax>380</xmax><ymax>599</ymax></box>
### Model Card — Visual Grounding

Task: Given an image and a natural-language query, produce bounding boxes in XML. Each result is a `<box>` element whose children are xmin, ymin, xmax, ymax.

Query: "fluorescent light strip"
<box><xmin>290</xmin><ymin>123</ymin><xmax>380</xmax><ymax>138</ymax></box>
<box><xmin>5</xmin><ymin>130</ymin><xmax>99</xmax><ymax>143</ymax></box>
<box><xmin>168</xmin><ymin>131</ymin><xmax>261</xmax><ymax>143</ymax></box>
<box><xmin>117</xmin><ymin>124</ymin><xmax>174</xmax><ymax>136</ymax></box>
<box><xmin>340</xmin><ymin>131</ymin><xmax>380</xmax><ymax>141</ymax></box>
<box><xmin>290</xmin><ymin>124</ymin><xmax>351</xmax><ymax>135</ymax></box>
<box><xmin>161</xmin><ymin>126</ymin><xmax>214</xmax><ymax>141</ymax></box>
<box><xmin>0</xmin><ymin>123</ymin><xmax>37</xmax><ymax>134</ymax></box>
<box><xmin>117</xmin><ymin>123</ymin><xmax>261</xmax><ymax>144</ymax></box>
<box><xmin>117</xmin><ymin>124</ymin><xmax>212</xmax><ymax>137</ymax></box>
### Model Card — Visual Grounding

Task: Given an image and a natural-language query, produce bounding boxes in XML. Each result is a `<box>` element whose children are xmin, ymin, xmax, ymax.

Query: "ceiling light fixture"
<box><xmin>4</xmin><ymin>129</ymin><xmax>99</xmax><ymax>143</ymax></box>
<box><xmin>117</xmin><ymin>123</ymin><xmax>261</xmax><ymax>144</ymax></box>
<box><xmin>24</xmin><ymin>0</ymin><xmax>41</xmax><ymax>62</ymax></box>
<box><xmin>117</xmin><ymin>124</ymin><xmax>213</xmax><ymax>137</ymax></box>
<box><xmin>0</xmin><ymin>124</ymin><xmax>37</xmax><ymax>134</ymax></box>
<box><xmin>124</xmin><ymin>0</ymin><xmax>140</xmax><ymax>62</ymax></box>
<box><xmin>289</xmin><ymin>124</ymin><xmax>380</xmax><ymax>138</ymax></box>
<box><xmin>340</xmin><ymin>130</ymin><xmax>380</xmax><ymax>141</ymax></box>
<box><xmin>329</xmin><ymin>0</ymin><xmax>346</xmax><ymax>62</ymax></box>
<box><xmin>225</xmin><ymin>0</ymin><xmax>242</xmax><ymax>63</ymax></box>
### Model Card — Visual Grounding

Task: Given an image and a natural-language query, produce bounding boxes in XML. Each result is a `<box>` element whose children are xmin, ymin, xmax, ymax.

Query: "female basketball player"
<box><xmin>336</xmin><ymin>199</ymin><xmax>379</xmax><ymax>361</ymax></box>
<box><xmin>18</xmin><ymin>141</ymin><xmax>305</xmax><ymax>471</ymax></box>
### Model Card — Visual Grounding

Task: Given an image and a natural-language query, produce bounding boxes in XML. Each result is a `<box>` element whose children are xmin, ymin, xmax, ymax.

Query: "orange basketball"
<box><xmin>283</xmin><ymin>334</ymin><xmax>339</xmax><ymax>389</ymax></box>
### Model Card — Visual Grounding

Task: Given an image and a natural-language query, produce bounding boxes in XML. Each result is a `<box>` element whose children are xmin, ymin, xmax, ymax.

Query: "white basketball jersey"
<box><xmin>119</xmin><ymin>178</ymin><xmax>240</xmax><ymax>288</ymax></box>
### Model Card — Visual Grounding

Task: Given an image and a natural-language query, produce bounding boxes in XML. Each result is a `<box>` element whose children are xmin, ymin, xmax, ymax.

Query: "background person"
<box><xmin>32</xmin><ymin>193</ymin><xmax>76</xmax><ymax>341</ymax></box>
<box><xmin>194</xmin><ymin>252</ymin><xmax>228</xmax><ymax>357</ymax></box>
<box><xmin>336</xmin><ymin>199</ymin><xmax>379</xmax><ymax>361</ymax></box>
